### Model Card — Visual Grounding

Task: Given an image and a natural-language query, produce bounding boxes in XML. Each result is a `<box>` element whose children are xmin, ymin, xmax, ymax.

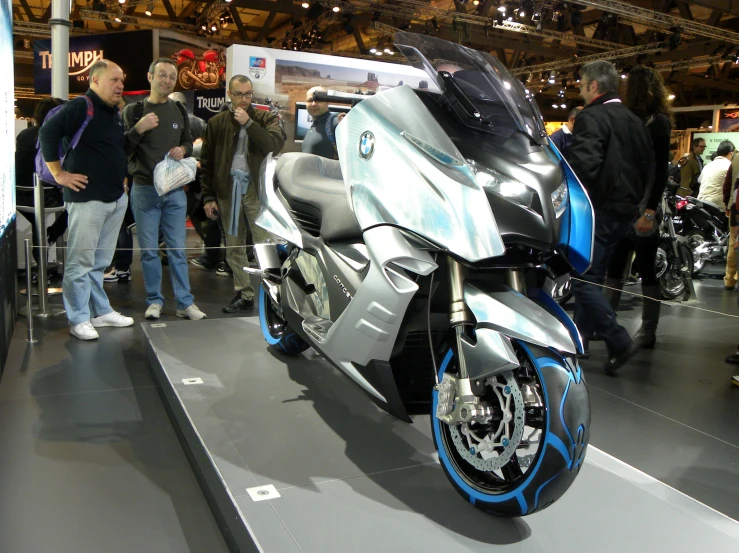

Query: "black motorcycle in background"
<box><xmin>656</xmin><ymin>185</ymin><xmax>695</xmax><ymax>299</ymax></box>
<box><xmin>670</xmin><ymin>185</ymin><xmax>729</xmax><ymax>277</ymax></box>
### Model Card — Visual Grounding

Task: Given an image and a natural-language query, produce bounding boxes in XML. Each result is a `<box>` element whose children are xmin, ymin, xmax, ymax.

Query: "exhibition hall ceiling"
<box><xmin>10</xmin><ymin>0</ymin><xmax>739</xmax><ymax>111</ymax></box>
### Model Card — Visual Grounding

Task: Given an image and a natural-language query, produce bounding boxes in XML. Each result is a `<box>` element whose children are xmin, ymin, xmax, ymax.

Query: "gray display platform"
<box><xmin>142</xmin><ymin>317</ymin><xmax>739</xmax><ymax>553</ymax></box>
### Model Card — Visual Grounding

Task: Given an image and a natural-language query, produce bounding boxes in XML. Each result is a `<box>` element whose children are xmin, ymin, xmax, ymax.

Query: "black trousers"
<box><xmin>608</xmin><ymin>231</ymin><xmax>660</xmax><ymax>287</ymax></box>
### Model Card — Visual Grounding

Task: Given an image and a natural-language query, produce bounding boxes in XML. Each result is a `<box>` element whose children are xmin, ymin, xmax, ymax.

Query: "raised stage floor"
<box><xmin>142</xmin><ymin>317</ymin><xmax>739</xmax><ymax>553</ymax></box>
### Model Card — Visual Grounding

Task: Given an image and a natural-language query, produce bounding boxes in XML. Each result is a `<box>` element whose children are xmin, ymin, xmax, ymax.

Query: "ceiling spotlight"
<box><xmin>332</xmin><ymin>5</ymin><xmax>340</xmax><ymax>12</ymax></box>
<box><xmin>560</xmin><ymin>103</ymin><xmax>566</xmax><ymax>108</ymax></box>
<box><xmin>145</xmin><ymin>2</ymin><xmax>153</xmax><ymax>16</ymax></box>
<box><xmin>668</xmin><ymin>94</ymin><xmax>676</xmax><ymax>100</ymax></box>
<box><xmin>118</xmin><ymin>0</ymin><xmax>125</xmax><ymax>4</ymax></box>
<box><xmin>224</xmin><ymin>0</ymin><xmax>232</xmax><ymax>3</ymax></box>
<box><xmin>621</xmin><ymin>73</ymin><xmax>626</xmax><ymax>79</ymax></box>
<box><xmin>211</xmin><ymin>22</ymin><xmax>218</xmax><ymax>32</ymax></box>
<box><xmin>370</xmin><ymin>47</ymin><xmax>377</xmax><ymax>53</ymax></box>
<box><xmin>552</xmin><ymin>104</ymin><xmax>558</xmax><ymax>109</ymax></box>
<box><xmin>498</xmin><ymin>5</ymin><xmax>506</xmax><ymax>12</ymax></box>
<box><xmin>302</xmin><ymin>2</ymin><xmax>310</xmax><ymax>7</ymax></box>
<box><xmin>548</xmin><ymin>71</ymin><xmax>556</xmax><ymax>84</ymax></box>
<box><xmin>201</xmin><ymin>24</ymin><xmax>207</xmax><ymax>31</ymax></box>
<box><xmin>473</xmin><ymin>0</ymin><xmax>480</xmax><ymax>4</ymax></box>
<box><xmin>114</xmin><ymin>10</ymin><xmax>122</xmax><ymax>21</ymax></box>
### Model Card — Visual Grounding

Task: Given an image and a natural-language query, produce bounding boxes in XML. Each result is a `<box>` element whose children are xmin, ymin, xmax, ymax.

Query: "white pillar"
<box><xmin>49</xmin><ymin>0</ymin><xmax>71</xmax><ymax>100</ymax></box>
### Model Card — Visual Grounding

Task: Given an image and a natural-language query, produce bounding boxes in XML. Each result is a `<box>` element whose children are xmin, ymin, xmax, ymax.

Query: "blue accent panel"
<box><xmin>534</xmin><ymin>288</ymin><xmax>584</xmax><ymax>354</ymax></box>
<box><xmin>258</xmin><ymin>286</ymin><xmax>282</xmax><ymax>346</ymax></box>
<box><xmin>550</xmin><ymin>144</ymin><xmax>594</xmax><ymax>275</ymax></box>
<box><xmin>533</xmin><ymin>472</ymin><xmax>562</xmax><ymax>512</ymax></box>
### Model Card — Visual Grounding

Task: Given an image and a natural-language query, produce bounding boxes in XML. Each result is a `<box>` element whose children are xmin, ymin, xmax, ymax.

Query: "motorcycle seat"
<box><xmin>692</xmin><ymin>197</ymin><xmax>725</xmax><ymax>216</ymax></box>
<box><xmin>275</xmin><ymin>153</ymin><xmax>362</xmax><ymax>242</ymax></box>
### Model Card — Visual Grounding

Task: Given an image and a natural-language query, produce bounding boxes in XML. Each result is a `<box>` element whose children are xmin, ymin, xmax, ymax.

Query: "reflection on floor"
<box><xmin>0</xmin><ymin>250</ymin><xmax>737</xmax><ymax>552</ymax></box>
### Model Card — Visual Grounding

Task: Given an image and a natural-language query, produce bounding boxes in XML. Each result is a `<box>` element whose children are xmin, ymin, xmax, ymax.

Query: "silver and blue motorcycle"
<box><xmin>253</xmin><ymin>32</ymin><xmax>594</xmax><ymax>517</ymax></box>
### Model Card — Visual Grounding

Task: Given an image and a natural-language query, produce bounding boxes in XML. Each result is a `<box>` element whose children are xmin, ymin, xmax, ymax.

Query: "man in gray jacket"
<box><xmin>123</xmin><ymin>57</ymin><xmax>206</xmax><ymax>321</ymax></box>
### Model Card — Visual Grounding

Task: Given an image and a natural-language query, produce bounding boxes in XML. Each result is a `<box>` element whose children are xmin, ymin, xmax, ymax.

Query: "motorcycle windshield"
<box><xmin>394</xmin><ymin>32</ymin><xmax>546</xmax><ymax>146</ymax></box>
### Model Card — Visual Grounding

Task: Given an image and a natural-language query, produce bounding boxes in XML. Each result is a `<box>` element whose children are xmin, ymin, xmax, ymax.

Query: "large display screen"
<box><xmin>293</xmin><ymin>101</ymin><xmax>351</xmax><ymax>142</ymax></box>
<box><xmin>0</xmin><ymin>0</ymin><xmax>14</xmax><ymax>238</ymax></box>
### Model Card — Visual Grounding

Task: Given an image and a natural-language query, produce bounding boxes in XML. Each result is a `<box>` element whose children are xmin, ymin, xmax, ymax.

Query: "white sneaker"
<box><xmin>91</xmin><ymin>311</ymin><xmax>134</xmax><ymax>328</ymax></box>
<box><xmin>145</xmin><ymin>304</ymin><xmax>163</xmax><ymax>320</ymax></box>
<box><xmin>70</xmin><ymin>321</ymin><xmax>99</xmax><ymax>340</ymax></box>
<box><xmin>176</xmin><ymin>304</ymin><xmax>207</xmax><ymax>320</ymax></box>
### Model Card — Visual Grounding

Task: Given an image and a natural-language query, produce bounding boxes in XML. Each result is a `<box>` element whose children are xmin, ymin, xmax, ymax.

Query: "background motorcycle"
<box><xmin>252</xmin><ymin>32</ymin><xmax>592</xmax><ymax>517</ymax></box>
<box><xmin>174</xmin><ymin>48</ymin><xmax>225</xmax><ymax>90</ymax></box>
<box><xmin>672</xmin><ymin>189</ymin><xmax>728</xmax><ymax>277</ymax></box>
<box><xmin>657</xmin><ymin>186</ymin><xmax>694</xmax><ymax>299</ymax></box>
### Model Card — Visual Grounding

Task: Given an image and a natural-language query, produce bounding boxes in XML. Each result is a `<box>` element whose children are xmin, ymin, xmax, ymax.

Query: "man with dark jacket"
<box><xmin>39</xmin><ymin>59</ymin><xmax>133</xmax><ymax>340</ymax></box>
<box><xmin>568</xmin><ymin>60</ymin><xmax>655</xmax><ymax>375</ymax></box>
<box><xmin>549</xmin><ymin>106</ymin><xmax>581</xmax><ymax>161</ymax></box>
<box><xmin>679</xmin><ymin>137</ymin><xmax>706</xmax><ymax>196</ymax></box>
<box><xmin>200</xmin><ymin>74</ymin><xmax>285</xmax><ymax>312</ymax></box>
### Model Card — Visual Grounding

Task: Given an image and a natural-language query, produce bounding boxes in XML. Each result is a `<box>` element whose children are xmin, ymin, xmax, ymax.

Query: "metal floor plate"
<box><xmin>142</xmin><ymin>317</ymin><xmax>739</xmax><ymax>553</ymax></box>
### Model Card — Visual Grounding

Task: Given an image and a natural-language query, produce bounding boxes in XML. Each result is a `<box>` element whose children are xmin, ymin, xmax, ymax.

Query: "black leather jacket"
<box><xmin>568</xmin><ymin>92</ymin><xmax>655</xmax><ymax>216</ymax></box>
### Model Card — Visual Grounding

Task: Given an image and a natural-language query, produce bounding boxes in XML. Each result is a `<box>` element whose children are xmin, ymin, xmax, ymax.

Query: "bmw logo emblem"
<box><xmin>359</xmin><ymin>131</ymin><xmax>375</xmax><ymax>160</ymax></box>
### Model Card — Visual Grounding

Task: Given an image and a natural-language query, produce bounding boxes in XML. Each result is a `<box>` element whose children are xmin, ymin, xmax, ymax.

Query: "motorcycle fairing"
<box><xmin>257</xmin><ymin>154</ymin><xmax>305</xmax><ymax>248</ymax></box>
<box><xmin>463</xmin><ymin>281</ymin><xmax>578</xmax><ymax>356</ymax></box>
<box><xmin>336</xmin><ymin>85</ymin><xmax>505</xmax><ymax>263</ymax></box>
<box><xmin>550</xmin><ymin>143</ymin><xmax>594</xmax><ymax>275</ymax></box>
<box><xmin>287</xmin><ymin>225</ymin><xmax>437</xmax><ymax>406</ymax></box>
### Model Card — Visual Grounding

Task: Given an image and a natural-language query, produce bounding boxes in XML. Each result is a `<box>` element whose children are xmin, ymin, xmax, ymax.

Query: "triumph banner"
<box><xmin>193</xmin><ymin>89</ymin><xmax>226</xmax><ymax>121</ymax></box>
<box><xmin>33</xmin><ymin>30</ymin><xmax>153</xmax><ymax>94</ymax></box>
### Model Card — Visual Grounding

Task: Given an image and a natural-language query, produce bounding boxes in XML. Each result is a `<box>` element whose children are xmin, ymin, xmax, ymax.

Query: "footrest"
<box><xmin>302</xmin><ymin>315</ymin><xmax>333</xmax><ymax>343</ymax></box>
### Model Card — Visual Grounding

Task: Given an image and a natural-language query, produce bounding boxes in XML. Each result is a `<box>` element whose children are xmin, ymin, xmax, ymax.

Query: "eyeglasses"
<box><xmin>230</xmin><ymin>91</ymin><xmax>253</xmax><ymax>98</ymax></box>
<box><xmin>155</xmin><ymin>72</ymin><xmax>176</xmax><ymax>81</ymax></box>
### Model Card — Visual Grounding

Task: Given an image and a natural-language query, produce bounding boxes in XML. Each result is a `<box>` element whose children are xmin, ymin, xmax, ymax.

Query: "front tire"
<box><xmin>431</xmin><ymin>342</ymin><xmax>590</xmax><ymax>517</ymax></box>
<box><xmin>258</xmin><ymin>285</ymin><xmax>309</xmax><ymax>355</ymax></box>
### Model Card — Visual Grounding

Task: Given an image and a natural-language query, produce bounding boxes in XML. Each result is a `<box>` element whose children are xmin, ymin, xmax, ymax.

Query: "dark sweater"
<box><xmin>122</xmin><ymin>98</ymin><xmax>193</xmax><ymax>186</ymax></box>
<box><xmin>301</xmin><ymin>111</ymin><xmax>338</xmax><ymax>159</ymax></box>
<box><xmin>38</xmin><ymin>90</ymin><xmax>126</xmax><ymax>204</ymax></box>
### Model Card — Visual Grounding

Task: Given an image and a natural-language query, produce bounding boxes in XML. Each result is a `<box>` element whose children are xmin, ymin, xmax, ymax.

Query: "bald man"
<box><xmin>302</xmin><ymin>86</ymin><xmax>341</xmax><ymax>159</ymax></box>
<box><xmin>39</xmin><ymin>59</ymin><xmax>133</xmax><ymax>340</ymax></box>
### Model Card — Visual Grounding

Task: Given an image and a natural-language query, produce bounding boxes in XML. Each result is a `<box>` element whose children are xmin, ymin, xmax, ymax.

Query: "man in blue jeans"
<box><xmin>568</xmin><ymin>60</ymin><xmax>654</xmax><ymax>375</ymax></box>
<box><xmin>122</xmin><ymin>57</ymin><xmax>206</xmax><ymax>321</ymax></box>
<box><xmin>38</xmin><ymin>59</ymin><xmax>134</xmax><ymax>340</ymax></box>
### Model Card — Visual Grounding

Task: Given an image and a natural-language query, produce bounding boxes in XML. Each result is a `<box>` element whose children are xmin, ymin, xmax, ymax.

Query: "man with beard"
<box><xmin>200</xmin><ymin>74</ymin><xmax>285</xmax><ymax>313</ymax></box>
<box><xmin>122</xmin><ymin>57</ymin><xmax>206</xmax><ymax>321</ymax></box>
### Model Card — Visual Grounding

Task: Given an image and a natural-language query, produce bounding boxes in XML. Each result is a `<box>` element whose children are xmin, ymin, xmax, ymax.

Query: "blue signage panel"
<box><xmin>33</xmin><ymin>30</ymin><xmax>153</xmax><ymax>94</ymax></box>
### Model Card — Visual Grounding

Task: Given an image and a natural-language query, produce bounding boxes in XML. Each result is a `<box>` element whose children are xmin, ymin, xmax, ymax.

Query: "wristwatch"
<box><xmin>644</xmin><ymin>213</ymin><xmax>655</xmax><ymax>221</ymax></box>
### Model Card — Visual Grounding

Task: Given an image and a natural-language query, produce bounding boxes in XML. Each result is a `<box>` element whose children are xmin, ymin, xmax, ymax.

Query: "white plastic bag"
<box><xmin>153</xmin><ymin>154</ymin><xmax>197</xmax><ymax>196</ymax></box>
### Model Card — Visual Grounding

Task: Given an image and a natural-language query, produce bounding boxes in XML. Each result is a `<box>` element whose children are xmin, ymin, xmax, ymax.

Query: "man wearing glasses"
<box><xmin>123</xmin><ymin>57</ymin><xmax>206</xmax><ymax>321</ymax></box>
<box><xmin>200</xmin><ymin>74</ymin><xmax>285</xmax><ymax>313</ymax></box>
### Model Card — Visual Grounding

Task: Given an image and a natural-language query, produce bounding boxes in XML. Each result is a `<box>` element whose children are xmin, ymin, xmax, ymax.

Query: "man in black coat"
<box><xmin>568</xmin><ymin>60</ymin><xmax>655</xmax><ymax>375</ymax></box>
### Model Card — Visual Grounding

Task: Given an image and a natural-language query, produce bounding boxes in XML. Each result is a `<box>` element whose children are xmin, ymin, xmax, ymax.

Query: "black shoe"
<box><xmin>222</xmin><ymin>293</ymin><xmax>254</xmax><ymax>313</ymax></box>
<box><xmin>725</xmin><ymin>352</ymin><xmax>739</xmax><ymax>365</ymax></box>
<box><xmin>604</xmin><ymin>342</ymin><xmax>638</xmax><ymax>376</ymax></box>
<box><xmin>634</xmin><ymin>332</ymin><xmax>656</xmax><ymax>349</ymax></box>
<box><xmin>215</xmin><ymin>262</ymin><xmax>232</xmax><ymax>277</ymax></box>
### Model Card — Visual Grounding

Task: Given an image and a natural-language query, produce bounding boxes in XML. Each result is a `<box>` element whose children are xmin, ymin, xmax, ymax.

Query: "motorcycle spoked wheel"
<box><xmin>431</xmin><ymin>342</ymin><xmax>590</xmax><ymax>517</ymax></box>
<box><xmin>686</xmin><ymin>232</ymin><xmax>708</xmax><ymax>277</ymax></box>
<box><xmin>178</xmin><ymin>65</ymin><xmax>195</xmax><ymax>90</ymax></box>
<box><xmin>258</xmin><ymin>284</ymin><xmax>310</xmax><ymax>355</ymax></box>
<box><xmin>657</xmin><ymin>241</ymin><xmax>694</xmax><ymax>300</ymax></box>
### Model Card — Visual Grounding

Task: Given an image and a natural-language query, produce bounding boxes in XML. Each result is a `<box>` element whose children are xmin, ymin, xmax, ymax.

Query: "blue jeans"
<box><xmin>572</xmin><ymin>210</ymin><xmax>634</xmax><ymax>356</ymax></box>
<box><xmin>131</xmin><ymin>185</ymin><xmax>194</xmax><ymax>310</ymax></box>
<box><xmin>63</xmin><ymin>195</ymin><xmax>127</xmax><ymax>325</ymax></box>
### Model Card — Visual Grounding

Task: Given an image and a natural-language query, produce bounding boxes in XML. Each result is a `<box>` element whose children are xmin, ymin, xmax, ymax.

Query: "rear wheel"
<box><xmin>686</xmin><ymin>232</ymin><xmax>708</xmax><ymax>277</ymax></box>
<box><xmin>657</xmin><ymin>240</ymin><xmax>693</xmax><ymax>300</ymax></box>
<box><xmin>431</xmin><ymin>342</ymin><xmax>590</xmax><ymax>516</ymax></box>
<box><xmin>258</xmin><ymin>285</ymin><xmax>309</xmax><ymax>355</ymax></box>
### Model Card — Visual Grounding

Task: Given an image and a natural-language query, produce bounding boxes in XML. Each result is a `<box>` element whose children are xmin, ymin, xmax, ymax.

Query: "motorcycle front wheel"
<box><xmin>178</xmin><ymin>65</ymin><xmax>195</xmax><ymax>90</ymax></box>
<box><xmin>657</xmin><ymin>241</ymin><xmax>694</xmax><ymax>300</ymax></box>
<box><xmin>431</xmin><ymin>341</ymin><xmax>590</xmax><ymax>517</ymax></box>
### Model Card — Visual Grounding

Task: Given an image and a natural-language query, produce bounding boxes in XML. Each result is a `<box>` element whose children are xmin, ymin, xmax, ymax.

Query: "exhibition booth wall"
<box><xmin>1</xmin><ymin>0</ymin><xmax>16</xmax><ymax>375</ymax></box>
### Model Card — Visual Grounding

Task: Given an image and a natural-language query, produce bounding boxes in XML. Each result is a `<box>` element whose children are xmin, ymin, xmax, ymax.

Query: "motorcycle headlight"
<box><xmin>551</xmin><ymin>179</ymin><xmax>569</xmax><ymax>218</ymax></box>
<box><xmin>475</xmin><ymin>168</ymin><xmax>535</xmax><ymax>210</ymax></box>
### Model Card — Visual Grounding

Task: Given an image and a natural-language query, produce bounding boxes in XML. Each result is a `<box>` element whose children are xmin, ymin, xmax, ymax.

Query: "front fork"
<box><xmin>446</xmin><ymin>256</ymin><xmax>526</xmax><ymax>378</ymax></box>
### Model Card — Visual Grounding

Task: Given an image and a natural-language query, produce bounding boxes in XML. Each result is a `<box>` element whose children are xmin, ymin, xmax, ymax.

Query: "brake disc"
<box><xmin>449</xmin><ymin>371</ymin><xmax>526</xmax><ymax>471</ymax></box>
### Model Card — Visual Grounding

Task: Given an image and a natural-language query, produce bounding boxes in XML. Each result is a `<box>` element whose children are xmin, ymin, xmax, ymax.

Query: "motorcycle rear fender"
<box><xmin>462</xmin><ymin>281</ymin><xmax>578</xmax><ymax>381</ymax></box>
